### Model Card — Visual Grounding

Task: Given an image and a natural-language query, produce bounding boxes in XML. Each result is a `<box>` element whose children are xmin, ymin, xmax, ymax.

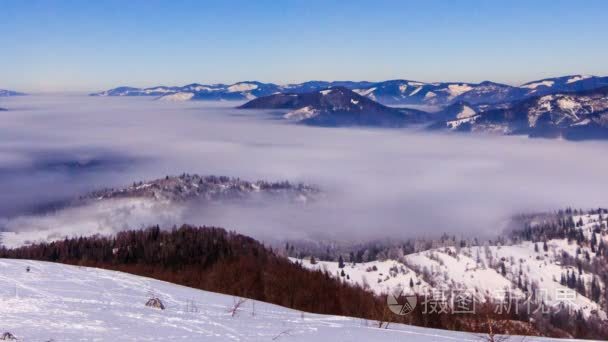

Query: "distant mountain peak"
<box><xmin>239</xmin><ymin>86</ymin><xmax>429</xmax><ymax>127</ymax></box>
<box><xmin>0</xmin><ymin>89</ymin><xmax>27</xmax><ymax>97</ymax></box>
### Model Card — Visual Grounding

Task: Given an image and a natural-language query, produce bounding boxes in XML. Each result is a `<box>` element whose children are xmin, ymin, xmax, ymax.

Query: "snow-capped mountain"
<box><xmin>520</xmin><ymin>75</ymin><xmax>608</xmax><ymax>98</ymax></box>
<box><xmin>452</xmin><ymin>81</ymin><xmax>524</xmax><ymax>105</ymax></box>
<box><xmin>440</xmin><ymin>86</ymin><xmax>608</xmax><ymax>139</ymax></box>
<box><xmin>91</xmin><ymin>85</ymin><xmax>183</xmax><ymax>97</ymax></box>
<box><xmin>0</xmin><ymin>89</ymin><xmax>26</xmax><ymax>97</ymax></box>
<box><xmin>91</xmin><ymin>82</ymin><xmax>282</xmax><ymax>101</ymax></box>
<box><xmin>239</xmin><ymin>87</ymin><xmax>429</xmax><ymax>127</ymax></box>
<box><xmin>282</xmin><ymin>80</ymin><xmax>375</xmax><ymax>94</ymax></box>
<box><xmin>356</xmin><ymin>80</ymin><xmax>494</xmax><ymax>106</ymax></box>
<box><xmin>90</xmin><ymin>75</ymin><xmax>608</xmax><ymax>106</ymax></box>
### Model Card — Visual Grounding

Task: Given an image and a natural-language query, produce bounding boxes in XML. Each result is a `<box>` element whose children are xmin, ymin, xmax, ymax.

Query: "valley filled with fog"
<box><xmin>1</xmin><ymin>95</ymin><xmax>607</xmax><ymax>245</ymax></box>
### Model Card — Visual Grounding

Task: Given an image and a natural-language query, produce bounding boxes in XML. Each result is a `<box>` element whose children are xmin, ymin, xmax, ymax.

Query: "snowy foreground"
<box><xmin>0</xmin><ymin>259</ymin><xmax>587</xmax><ymax>341</ymax></box>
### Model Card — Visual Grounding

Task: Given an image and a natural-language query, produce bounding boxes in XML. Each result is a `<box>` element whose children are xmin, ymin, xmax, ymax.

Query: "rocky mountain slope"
<box><xmin>439</xmin><ymin>87</ymin><xmax>608</xmax><ymax>139</ymax></box>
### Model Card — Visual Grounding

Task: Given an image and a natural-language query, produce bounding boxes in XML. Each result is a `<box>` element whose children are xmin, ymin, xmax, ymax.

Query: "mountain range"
<box><xmin>91</xmin><ymin>75</ymin><xmax>608</xmax><ymax>106</ymax></box>
<box><xmin>238</xmin><ymin>84</ymin><xmax>608</xmax><ymax>139</ymax></box>
<box><xmin>239</xmin><ymin>87</ymin><xmax>428</xmax><ymax>127</ymax></box>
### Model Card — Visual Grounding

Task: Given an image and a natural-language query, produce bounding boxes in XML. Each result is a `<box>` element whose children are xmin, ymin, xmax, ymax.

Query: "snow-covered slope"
<box><xmin>519</xmin><ymin>75</ymin><xmax>608</xmax><ymax>97</ymax></box>
<box><xmin>296</xmin><ymin>236</ymin><xmax>607</xmax><ymax>320</ymax></box>
<box><xmin>157</xmin><ymin>92</ymin><xmax>195</xmax><ymax>101</ymax></box>
<box><xmin>91</xmin><ymin>82</ymin><xmax>281</xmax><ymax>101</ymax></box>
<box><xmin>0</xmin><ymin>259</ymin><xmax>564</xmax><ymax>341</ymax></box>
<box><xmin>403</xmin><ymin>242</ymin><xmax>606</xmax><ymax>319</ymax></box>
<box><xmin>293</xmin><ymin>258</ymin><xmax>430</xmax><ymax>296</ymax></box>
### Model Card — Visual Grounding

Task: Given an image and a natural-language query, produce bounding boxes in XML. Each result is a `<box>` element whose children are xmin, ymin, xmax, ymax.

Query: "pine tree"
<box><xmin>534</xmin><ymin>243</ymin><xmax>539</xmax><ymax>253</ymax></box>
<box><xmin>518</xmin><ymin>275</ymin><xmax>522</xmax><ymax>289</ymax></box>
<box><xmin>569</xmin><ymin>271</ymin><xmax>577</xmax><ymax>289</ymax></box>
<box><xmin>338</xmin><ymin>255</ymin><xmax>345</xmax><ymax>269</ymax></box>
<box><xmin>409</xmin><ymin>278</ymin><xmax>414</xmax><ymax>288</ymax></box>
<box><xmin>576</xmin><ymin>276</ymin><xmax>585</xmax><ymax>296</ymax></box>
<box><xmin>543</xmin><ymin>240</ymin><xmax>548</xmax><ymax>252</ymax></box>
<box><xmin>591</xmin><ymin>277</ymin><xmax>601</xmax><ymax>302</ymax></box>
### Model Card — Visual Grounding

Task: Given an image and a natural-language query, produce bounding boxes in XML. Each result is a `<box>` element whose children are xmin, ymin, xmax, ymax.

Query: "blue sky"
<box><xmin>2</xmin><ymin>0</ymin><xmax>608</xmax><ymax>92</ymax></box>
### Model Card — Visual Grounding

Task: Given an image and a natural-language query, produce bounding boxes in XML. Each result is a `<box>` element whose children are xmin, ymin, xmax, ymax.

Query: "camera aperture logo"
<box><xmin>387</xmin><ymin>289</ymin><xmax>417</xmax><ymax>315</ymax></box>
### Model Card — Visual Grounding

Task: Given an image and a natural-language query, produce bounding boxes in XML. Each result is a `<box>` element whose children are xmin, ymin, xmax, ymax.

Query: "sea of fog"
<box><xmin>0</xmin><ymin>95</ymin><xmax>607</xmax><ymax>244</ymax></box>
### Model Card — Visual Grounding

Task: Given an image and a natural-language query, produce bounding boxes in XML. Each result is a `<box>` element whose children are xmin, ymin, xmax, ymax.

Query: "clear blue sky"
<box><xmin>2</xmin><ymin>0</ymin><xmax>608</xmax><ymax>92</ymax></box>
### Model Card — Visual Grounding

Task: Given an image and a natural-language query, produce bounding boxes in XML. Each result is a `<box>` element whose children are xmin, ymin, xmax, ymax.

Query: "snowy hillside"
<box><xmin>295</xmin><ymin>242</ymin><xmax>605</xmax><ymax>319</ymax></box>
<box><xmin>0</xmin><ymin>259</ymin><xmax>568</xmax><ymax>341</ymax></box>
<box><xmin>295</xmin><ymin>212</ymin><xmax>608</xmax><ymax>321</ymax></box>
<box><xmin>292</xmin><ymin>258</ymin><xmax>430</xmax><ymax>296</ymax></box>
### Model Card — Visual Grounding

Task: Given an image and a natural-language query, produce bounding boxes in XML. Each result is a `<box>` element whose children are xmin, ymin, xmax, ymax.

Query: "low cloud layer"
<box><xmin>1</xmin><ymin>95</ymin><xmax>607</xmax><ymax>245</ymax></box>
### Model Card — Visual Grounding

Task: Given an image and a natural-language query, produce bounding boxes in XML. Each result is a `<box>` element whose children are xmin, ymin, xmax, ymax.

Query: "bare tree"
<box><xmin>474</xmin><ymin>317</ymin><xmax>514</xmax><ymax>342</ymax></box>
<box><xmin>272</xmin><ymin>329</ymin><xmax>292</xmax><ymax>341</ymax></box>
<box><xmin>229</xmin><ymin>297</ymin><xmax>248</xmax><ymax>317</ymax></box>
